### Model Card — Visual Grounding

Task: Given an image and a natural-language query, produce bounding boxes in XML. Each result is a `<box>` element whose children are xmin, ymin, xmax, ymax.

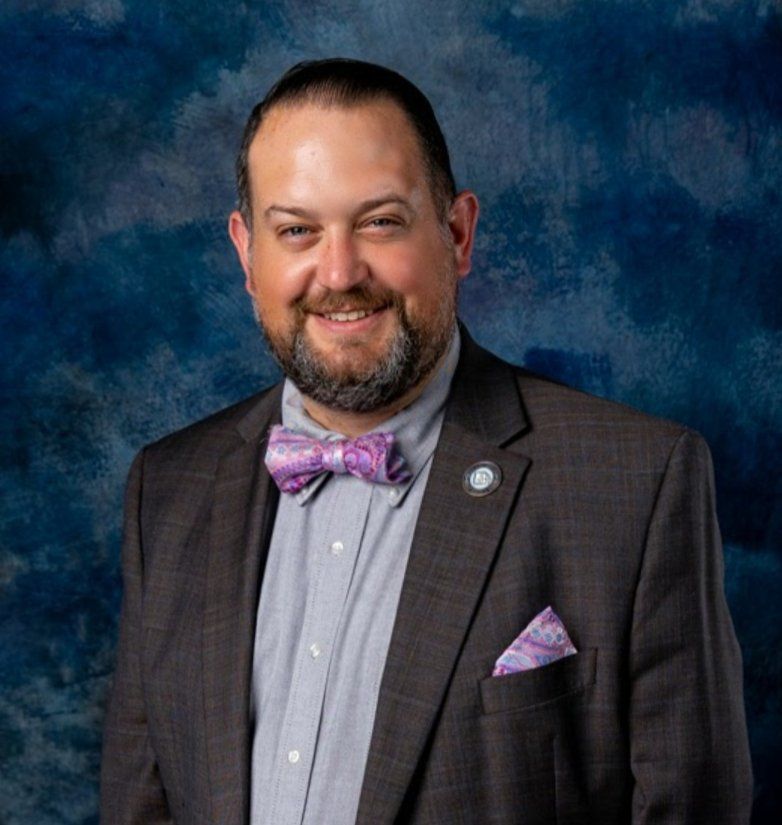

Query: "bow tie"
<box><xmin>265</xmin><ymin>424</ymin><xmax>412</xmax><ymax>494</ymax></box>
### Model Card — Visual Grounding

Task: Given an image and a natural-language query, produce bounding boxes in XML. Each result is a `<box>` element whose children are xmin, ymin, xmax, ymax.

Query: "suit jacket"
<box><xmin>101</xmin><ymin>330</ymin><xmax>753</xmax><ymax>824</ymax></box>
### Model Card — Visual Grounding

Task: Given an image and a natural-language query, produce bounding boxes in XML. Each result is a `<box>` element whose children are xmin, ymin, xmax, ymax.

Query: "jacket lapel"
<box><xmin>202</xmin><ymin>385</ymin><xmax>282</xmax><ymax>824</ymax></box>
<box><xmin>356</xmin><ymin>333</ymin><xmax>532</xmax><ymax>824</ymax></box>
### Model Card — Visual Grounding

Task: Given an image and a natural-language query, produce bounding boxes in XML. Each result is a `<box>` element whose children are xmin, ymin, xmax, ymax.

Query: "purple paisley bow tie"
<box><xmin>265</xmin><ymin>424</ymin><xmax>412</xmax><ymax>494</ymax></box>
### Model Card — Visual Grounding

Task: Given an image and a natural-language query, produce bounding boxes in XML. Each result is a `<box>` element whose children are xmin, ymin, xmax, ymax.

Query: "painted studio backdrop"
<box><xmin>1</xmin><ymin>1</ymin><xmax>780</xmax><ymax>822</ymax></box>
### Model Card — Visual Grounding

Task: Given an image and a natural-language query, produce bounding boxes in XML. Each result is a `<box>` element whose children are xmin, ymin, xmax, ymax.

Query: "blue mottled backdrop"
<box><xmin>1</xmin><ymin>1</ymin><xmax>780</xmax><ymax>821</ymax></box>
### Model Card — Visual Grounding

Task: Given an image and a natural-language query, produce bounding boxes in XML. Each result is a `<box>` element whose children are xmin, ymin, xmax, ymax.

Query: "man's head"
<box><xmin>228</xmin><ymin>59</ymin><xmax>479</xmax><ymax>418</ymax></box>
<box><xmin>235</xmin><ymin>59</ymin><xmax>457</xmax><ymax>229</ymax></box>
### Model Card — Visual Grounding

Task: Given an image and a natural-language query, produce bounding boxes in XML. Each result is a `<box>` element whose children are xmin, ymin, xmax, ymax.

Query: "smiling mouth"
<box><xmin>317</xmin><ymin>306</ymin><xmax>387</xmax><ymax>322</ymax></box>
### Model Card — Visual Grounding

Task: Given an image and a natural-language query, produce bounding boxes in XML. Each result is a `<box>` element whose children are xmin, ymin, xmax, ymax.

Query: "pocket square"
<box><xmin>492</xmin><ymin>606</ymin><xmax>577</xmax><ymax>676</ymax></box>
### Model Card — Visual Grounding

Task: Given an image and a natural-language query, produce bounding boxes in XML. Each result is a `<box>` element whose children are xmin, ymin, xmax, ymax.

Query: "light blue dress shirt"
<box><xmin>249</xmin><ymin>330</ymin><xmax>460</xmax><ymax>825</ymax></box>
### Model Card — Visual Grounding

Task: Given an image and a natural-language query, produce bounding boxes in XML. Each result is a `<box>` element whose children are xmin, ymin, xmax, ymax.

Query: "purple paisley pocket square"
<box><xmin>492</xmin><ymin>606</ymin><xmax>577</xmax><ymax>676</ymax></box>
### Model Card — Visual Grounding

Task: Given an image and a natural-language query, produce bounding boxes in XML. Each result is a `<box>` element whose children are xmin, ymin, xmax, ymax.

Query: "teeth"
<box><xmin>323</xmin><ymin>309</ymin><xmax>375</xmax><ymax>322</ymax></box>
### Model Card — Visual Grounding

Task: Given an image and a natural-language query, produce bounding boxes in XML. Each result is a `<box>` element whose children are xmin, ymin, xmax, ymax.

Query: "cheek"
<box><xmin>249</xmin><ymin>257</ymin><xmax>311</xmax><ymax>308</ymax></box>
<box><xmin>394</xmin><ymin>250</ymin><xmax>455</xmax><ymax>305</ymax></box>
<box><xmin>372</xmin><ymin>245</ymin><xmax>442</xmax><ymax>295</ymax></box>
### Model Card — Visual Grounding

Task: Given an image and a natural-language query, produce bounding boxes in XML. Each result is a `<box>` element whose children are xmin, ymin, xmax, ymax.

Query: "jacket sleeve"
<box><xmin>100</xmin><ymin>449</ymin><xmax>173</xmax><ymax>824</ymax></box>
<box><xmin>629</xmin><ymin>430</ymin><xmax>753</xmax><ymax>823</ymax></box>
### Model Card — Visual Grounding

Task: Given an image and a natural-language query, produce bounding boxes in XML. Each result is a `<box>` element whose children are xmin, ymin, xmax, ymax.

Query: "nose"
<box><xmin>315</xmin><ymin>230</ymin><xmax>368</xmax><ymax>292</ymax></box>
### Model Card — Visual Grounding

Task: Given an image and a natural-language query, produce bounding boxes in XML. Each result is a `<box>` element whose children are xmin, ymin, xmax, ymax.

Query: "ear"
<box><xmin>447</xmin><ymin>190</ymin><xmax>480</xmax><ymax>279</ymax></box>
<box><xmin>228</xmin><ymin>210</ymin><xmax>255</xmax><ymax>295</ymax></box>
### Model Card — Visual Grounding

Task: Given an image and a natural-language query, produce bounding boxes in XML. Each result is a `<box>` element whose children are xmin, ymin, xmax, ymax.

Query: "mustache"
<box><xmin>296</xmin><ymin>286</ymin><xmax>403</xmax><ymax>315</ymax></box>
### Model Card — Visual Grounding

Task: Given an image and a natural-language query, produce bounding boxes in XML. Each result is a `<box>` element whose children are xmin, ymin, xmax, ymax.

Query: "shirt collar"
<box><xmin>280</xmin><ymin>328</ymin><xmax>461</xmax><ymax>506</ymax></box>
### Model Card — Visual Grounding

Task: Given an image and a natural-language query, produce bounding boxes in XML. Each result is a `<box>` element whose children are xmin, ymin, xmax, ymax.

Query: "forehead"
<box><xmin>247</xmin><ymin>100</ymin><xmax>429</xmax><ymax>204</ymax></box>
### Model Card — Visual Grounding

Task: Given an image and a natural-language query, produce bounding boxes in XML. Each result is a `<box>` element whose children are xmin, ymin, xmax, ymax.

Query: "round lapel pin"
<box><xmin>463</xmin><ymin>461</ymin><xmax>502</xmax><ymax>497</ymax></box>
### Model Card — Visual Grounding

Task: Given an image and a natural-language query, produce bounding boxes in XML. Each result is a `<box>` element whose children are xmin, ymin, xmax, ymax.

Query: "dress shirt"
<box><xmin>249</xmin><ymin>330</ymin><xmax>461</xmax><ymax>825</ymax></box>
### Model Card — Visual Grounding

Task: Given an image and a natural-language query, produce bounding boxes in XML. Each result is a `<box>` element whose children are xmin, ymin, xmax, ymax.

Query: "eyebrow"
<box><xmin>263</xmin><ymin>195</ymin><xmax>416</xmax><ymax>222</ymax></box>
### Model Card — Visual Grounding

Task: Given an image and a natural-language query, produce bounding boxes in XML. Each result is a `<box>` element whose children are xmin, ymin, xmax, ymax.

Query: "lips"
<box><xmin>314</xmin><ymin>304</ymin><xmax>388</xmax><ymax>322</ymax></box>
<box><xmin>321</xmin><ymin>308</ymin><xmax>378</xmax><ymax>322</ymax></box>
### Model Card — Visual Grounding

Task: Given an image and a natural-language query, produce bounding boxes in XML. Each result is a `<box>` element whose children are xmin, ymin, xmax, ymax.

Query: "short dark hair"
<box><xmin>235</xmin><ymin>58</ymin><xmax>457</xmax><ymax>226</ymax></box>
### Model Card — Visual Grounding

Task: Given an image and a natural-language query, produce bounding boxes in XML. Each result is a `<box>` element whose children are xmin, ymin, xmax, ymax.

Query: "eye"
<box><xmin>280</xmin><ymin>225</ymin><xmax>311</xmax><ymax>237</ymax></box>
<box><xmin>363</xmin><ymin>216</ymin><xmax>404</xmax><ymax>232</ymax></box>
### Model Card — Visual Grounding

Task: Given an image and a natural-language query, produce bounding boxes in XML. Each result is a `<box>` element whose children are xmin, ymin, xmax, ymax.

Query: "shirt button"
<box><xmin>389</xmin><ymin>489</ymin><xmax>400</xmax><ymax>503</ymax></box>
<box><xmin>309</xmin><ymin>643</ymin><xmax>321</xmax><ymax>659</ymax></box>
<box><xmin>330</xmin><ymin>541</ymin><xmax>344</xmax><ymax>556</ymax></box>
<box><xmin>288</xmin><ymin>750</ymin><xmax>300</xmax><ymax>764</ymax></box>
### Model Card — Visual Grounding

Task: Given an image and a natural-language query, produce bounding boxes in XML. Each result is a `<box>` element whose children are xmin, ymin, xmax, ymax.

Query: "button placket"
<box><xmin>268</xmin><ymin>477</ymin><xmax>373</xmax><ymax>822</ymax></box>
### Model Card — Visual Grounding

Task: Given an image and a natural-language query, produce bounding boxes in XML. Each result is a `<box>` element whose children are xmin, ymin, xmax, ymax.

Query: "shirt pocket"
<box><xmin>479</xmin><ymin>648</ymin><xmax>597</xmax><ymax>715</ymax></box>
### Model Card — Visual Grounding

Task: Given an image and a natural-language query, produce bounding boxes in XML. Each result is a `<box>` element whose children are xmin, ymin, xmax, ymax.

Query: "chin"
<box><xmin>313</xmin><ymin>350</ymin><xmax>388</xmax><ymax>382</ymax></box>
<box><xmin>307</xmin><ymin>330</ymin><xmax>394</xmax><ymax>362</ymax></box>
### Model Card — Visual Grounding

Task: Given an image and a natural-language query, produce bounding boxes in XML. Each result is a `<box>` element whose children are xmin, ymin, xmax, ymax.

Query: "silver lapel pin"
<box><xmin>463</xmin><ymin>461</ymin><xmax>502</xmax><ymax>497</ymax></box>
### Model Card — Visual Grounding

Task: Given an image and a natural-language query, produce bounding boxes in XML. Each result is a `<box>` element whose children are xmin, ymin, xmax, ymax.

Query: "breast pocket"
<box><xmin>479</xmin><ymin>648</ymin><xmax>597</xmax><ymax>715</ymax></box>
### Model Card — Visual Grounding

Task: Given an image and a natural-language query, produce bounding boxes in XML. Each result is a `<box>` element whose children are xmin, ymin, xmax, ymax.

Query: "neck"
<box><xmin>301</xmin><ymin>351</ymin><xmax>447</xmax><ymax>438</ymax></box>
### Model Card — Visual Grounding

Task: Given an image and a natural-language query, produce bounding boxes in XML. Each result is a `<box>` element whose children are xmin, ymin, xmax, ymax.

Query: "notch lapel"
<box><xmin>356</xmin><ymin>334</ymin><xmax>532</xmax><ymax>824</ymax></box>
<box><xmin>202</xmin><ymin>385</ymin><xmax>281</xmax><ymax>824</ymax></box>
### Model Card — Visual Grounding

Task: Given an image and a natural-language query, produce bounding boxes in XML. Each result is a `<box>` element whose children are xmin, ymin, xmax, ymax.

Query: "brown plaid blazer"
<box><xmin>101</xmin><ymin>329</ymin><xmax>753</xmax><ymax>824</ymax></box>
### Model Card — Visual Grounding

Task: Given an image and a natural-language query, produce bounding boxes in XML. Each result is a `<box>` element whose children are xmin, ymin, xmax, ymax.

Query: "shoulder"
<box><xmin>137</xmin><ymin>382</ymin><xmax>282</xmax><ymax>476</ymax></box>
<box><xmin>514</xmin><ymin>366</ymin><xmax>685</xmax><ymax>438</ymax></box>
<box><xmin>459</xmin><ymin>334</ymin><xmax>704</xmax><ymax>472</ymax></box>
<box><xmin>512</xmin><ymin>365</ymin><xmax>708</xmax><ymax>475</ymax></box>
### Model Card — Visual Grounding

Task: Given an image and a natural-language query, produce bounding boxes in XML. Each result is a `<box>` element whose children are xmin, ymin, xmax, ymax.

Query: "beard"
<box><xmin>253</xmin><ymin>271</ymin><xmax>458</xmax><ymax>414</ymax></box>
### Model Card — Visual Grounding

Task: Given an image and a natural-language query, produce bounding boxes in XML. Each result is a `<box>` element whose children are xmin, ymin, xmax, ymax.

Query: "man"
<box><xmin>101</xmin><ymin>59</ymin><xmax>752</xmax><ymax>824</ymax></box>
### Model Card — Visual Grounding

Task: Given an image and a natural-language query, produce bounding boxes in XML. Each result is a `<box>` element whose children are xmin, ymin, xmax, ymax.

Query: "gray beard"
<box><xmin>262</xmin><ymin>309</ymin><xmax>452</xmax><ymax>413</ymax></box>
